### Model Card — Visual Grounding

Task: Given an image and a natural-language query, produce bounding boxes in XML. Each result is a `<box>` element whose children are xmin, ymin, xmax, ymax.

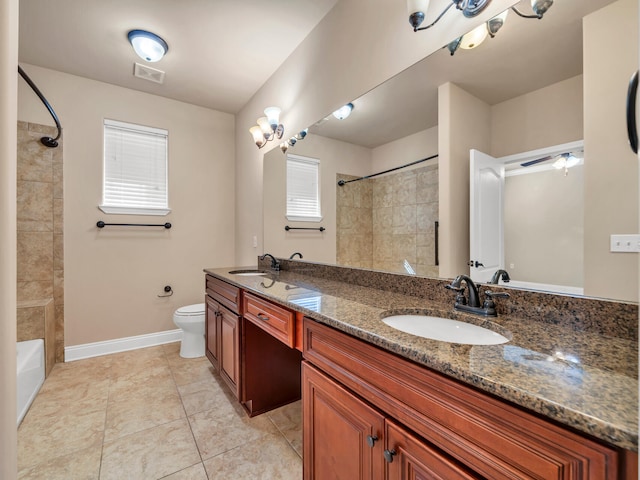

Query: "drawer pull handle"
<box><xmin>366</xmin><ymin>435</ymin><xmax>378</xmax><ymax>447</ymax></box>
<box><xmin>383</xmin><ymin>449</ymin><xmax>396</xmax><ymax>463</ymax></box>
<box><xmin>257</xmin><ymin>313</ymin><xmax>270</xmax><ymax>322</ymax></box>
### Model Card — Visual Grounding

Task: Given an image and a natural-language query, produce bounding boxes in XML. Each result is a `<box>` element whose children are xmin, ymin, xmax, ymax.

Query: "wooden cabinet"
<box><xmin>384</xmin><ymin>420</ymin><xmax>479</xmax><ymax>480</ymax></box>
<box><xmin>303</xmin><ymin>362</ymin><xmax>385</xmax><ymax>480</ymax></box>
<box><xmin>303</xmin><ymin>318</ymin><xmax>632</xmax><ymax>480</ymax></box>
<box><xmin>243</xmin><ymin>292</ymin><xmax>295</xmax><ymax>348</ymax></box>
<box><xmin>205</xmin><ymin>275</ymin><xmax>241</xmax><ymax>398</ymax></box>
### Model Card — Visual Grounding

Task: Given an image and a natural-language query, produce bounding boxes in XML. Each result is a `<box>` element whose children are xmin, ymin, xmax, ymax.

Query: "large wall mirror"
<box><xmin>264</xmin><ymin>0</ymin><xmax>638</xmax><ymax>302</ymax></box>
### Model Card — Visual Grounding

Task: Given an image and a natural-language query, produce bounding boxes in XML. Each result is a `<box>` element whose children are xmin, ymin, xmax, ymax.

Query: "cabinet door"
<box><xmin>385</xmin><ymin>420</ymin><xmax>479</xmax><ymax>480</ymax></box>
<box><xmin>303</xmin><ymin>362</ymin><xmax>385</xmax><ymax>480</ymax></box>
<box><xmin>220</xmin><ymin>307</ymin><xmax>240</xmax><ymax>398</ymax></box>
<box><xmin>205</xmin><ymin>296</ymin><xmax>220</xmax><ymax>370</ymax></box>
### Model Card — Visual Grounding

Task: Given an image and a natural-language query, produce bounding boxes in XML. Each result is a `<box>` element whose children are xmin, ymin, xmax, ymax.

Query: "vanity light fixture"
<box><xmin>127</xmin><ymin>30</ymin><xmax>169</xmax><ymax>62</ymax></box>
<box><xmin>408</xmin><ymin>0</ymin><xmax>492</xmax><ymax>32</ymax></box>
<box><xmin>447</xmin><ymin>0</ymin><xmax>553</xmax><ymax>55</ymax></box>
<box><xmin>332</xmin><ymin>103</ymin><xmax>354</xmax><ymax>120</ymax></box>
<box><xmin>280</xmin><ymin>129</ymin><xmax>309</xmax><ymax>153</ymax></box>
<box><xmin>249</xmin><ymin>107</ymin><xmax>285</xmax><ymax>149</ymax></box>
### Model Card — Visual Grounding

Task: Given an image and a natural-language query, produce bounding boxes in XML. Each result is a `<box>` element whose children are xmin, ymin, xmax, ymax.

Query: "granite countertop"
<box><xmin>204</xmin><ymin>266</ymin><xmax>638</xmax><ymax>451</ymax></box>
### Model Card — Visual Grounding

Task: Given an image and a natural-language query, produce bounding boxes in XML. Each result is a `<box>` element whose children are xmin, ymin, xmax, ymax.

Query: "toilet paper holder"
<box><xmin>158</xmin><ymin>285</ymin><xmax>173</xmax><ymax>297</ymax></box>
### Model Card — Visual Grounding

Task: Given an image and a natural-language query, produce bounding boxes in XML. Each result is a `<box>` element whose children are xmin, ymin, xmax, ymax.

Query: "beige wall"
<box><xmin>18</xmin><ymin>64</ymin><xmax>235</xmax><ymax>346</ymax></box>
<box><xmin>263</xmin><ymin>134</ymin><xmax>370</xmax><ymax>263</ymax></box>
<box><xmin>583</xmin><ymin>0</ymin><xmax>638</xmax><ymax>301</ymax></box>
<box><xmin>438</xmin><ymin>82</ymin><xmax>491</xmax><ymax>279</ymax></box>
<box><xmin>371</xmin><ymin>127</ymin><xmax>439</xmax><ymax>174</ymax></box>
<box><xmin>235</xmin><ymin>0</ymin><xmax>517</xmax><ymax>266</ymax></box>
<box><xmin>491</xmin><ymin>75</ymin><xmax>584</xmax><ymax>157</ymax></box>
<box><xmin>1</xmin><ymin>0</ymin><xmax>18</xmax><ymax>475</ymax></box>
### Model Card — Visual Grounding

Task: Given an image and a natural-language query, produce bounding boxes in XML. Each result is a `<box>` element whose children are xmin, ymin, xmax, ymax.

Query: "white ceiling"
<box><xmin>18</xmin><ymin>0</ymin><xmax>338</xmax><ymax>114</ymax></box>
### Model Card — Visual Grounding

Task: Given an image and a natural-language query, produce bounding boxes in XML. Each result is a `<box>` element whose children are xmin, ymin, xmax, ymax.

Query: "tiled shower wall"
<box><xmin>336</xmin><ymin>164</ymin><xmax>439</xmax><ymax>276</ymax></box>
<box><xmin>17</xmin><ymin>121</ymin><xmax>64</xmax><ymax>363</ymax></box>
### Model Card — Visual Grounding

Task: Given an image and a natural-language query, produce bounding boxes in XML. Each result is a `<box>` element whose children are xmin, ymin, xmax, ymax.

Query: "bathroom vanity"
<box><xmin>203</xmin><ymin>262</ymin><xmax>638</xmax><ymax>479</ymax></box>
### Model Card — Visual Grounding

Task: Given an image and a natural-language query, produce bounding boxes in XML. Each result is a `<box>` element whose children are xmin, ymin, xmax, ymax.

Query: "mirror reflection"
<box><xmin>264</xmin><ymin>0</ymin><xmax>638</xmax><ymax>302</ymax></box>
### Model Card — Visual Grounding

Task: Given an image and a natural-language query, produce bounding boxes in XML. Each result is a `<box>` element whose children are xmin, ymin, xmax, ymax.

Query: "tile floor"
<box><xmin>17</xmin><ymin>342</ymin><xmax>302</xmax><ymax>479</ymax></box>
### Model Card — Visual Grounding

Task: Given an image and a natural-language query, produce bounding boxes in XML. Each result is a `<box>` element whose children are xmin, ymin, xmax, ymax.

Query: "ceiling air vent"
<box><xmin>133</xmin><ymin>63</ymin><xmax>165</xmax><ymax>84</ymax></box>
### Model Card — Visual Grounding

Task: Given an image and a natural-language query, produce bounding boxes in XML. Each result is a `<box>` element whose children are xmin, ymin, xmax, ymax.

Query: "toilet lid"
<box><xmin>175</xmin><ymin>303</ymin><xmax>205</xmax><ymax>316</ymax></box>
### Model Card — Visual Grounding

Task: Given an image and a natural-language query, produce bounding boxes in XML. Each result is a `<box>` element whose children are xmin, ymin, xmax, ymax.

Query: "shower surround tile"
<box><xmin>337</xmin><ymin>165</ymin><xmax>439</xmax><ymax>275</ymax></box>
<box><xmin>17</xmin><ymin>121</ymin><xmax>64</xmax><ymax>364</ymax></box>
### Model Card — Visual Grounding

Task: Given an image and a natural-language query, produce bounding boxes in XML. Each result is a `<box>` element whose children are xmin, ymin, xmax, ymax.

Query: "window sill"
<box><xmin>99</xmin><ymin>205</ymin><xmax>171</xmax><ymax>216</ymax></box>
<box><xmin>286</xmin><ymin>215</ymin><xmax>323</xmax><ymax>222</ymax></box>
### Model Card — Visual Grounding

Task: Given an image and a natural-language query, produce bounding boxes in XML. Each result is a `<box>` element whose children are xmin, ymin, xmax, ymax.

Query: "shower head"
<box><xmin>40</xmin><ymin>137</ymin><xmax>59</xmax><ymax>148</ymax></box>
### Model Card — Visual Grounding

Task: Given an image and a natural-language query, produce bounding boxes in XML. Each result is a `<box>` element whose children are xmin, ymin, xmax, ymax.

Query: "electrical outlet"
<box><xmin>610</xmin><ymin>234</ymin><xmax>640</xmax><ymax>253</ymax></box>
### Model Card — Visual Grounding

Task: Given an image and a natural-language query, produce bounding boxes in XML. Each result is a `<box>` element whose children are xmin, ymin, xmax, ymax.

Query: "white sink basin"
<box><xmin>228</xmin><ymin>269</ymin><xmax>267</xmax><ymax>276</ymax></box>
<box><xmin>382</xmin><ymin>315</ymin><xmax>509</xmax><ymax>345</ymax></box>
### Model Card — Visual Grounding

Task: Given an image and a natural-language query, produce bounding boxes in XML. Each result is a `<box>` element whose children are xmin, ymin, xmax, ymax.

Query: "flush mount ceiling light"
<box><xmin>332</xmin><ymin>103</ymin><xmax>354</xmax><ymax>120</ymax></box>
<box><xmin>128</xmin><ymin>30</ymin><xmax>169</xmax><ymax>62</ymax></box>
<box><xmin>408</xmin><ymin>0</ymin><xmax>492</xmax><ymax>32</ymax></box>
<box><xmin>249</xmin><ymin>107</ymin><xmax>285</xmax><ymax>149</ymax></box>
<box><xmin>446</xmin><ymin>0</ymin><xmax>553</xmax><ymax>55</ymax></box>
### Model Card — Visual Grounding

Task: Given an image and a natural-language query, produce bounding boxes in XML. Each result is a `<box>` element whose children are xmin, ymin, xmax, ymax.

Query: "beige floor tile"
<box><xmin>104</xmin><ymin>387</ymin><xmax>186</xmax><ymax>442</ymax></box>
<box><xmin>169</xmin><ymin>357</ymin><xmax>217</xmax><ymax>386</ymax></box>
<box><xmin>17</xmin><ymin>445</ymin><xmax>101</xmax><ymax>480</ymax></box>
<box><xmin>18</xmin><ymin>408</ymin><xmax>105</xmax><ymax>470</ymax></box>
<box><xmin>177</xmin><ymin>378</ymin><xmax>237</xmax><ymax>417</ymax></box>
<box><xmin>109</xmin><ymin>365</ymin><xmax>176</xmax><ymax>403</ymax></box>
<box><xmin>203</xmin><ymin>433</ymin><xmax>302</xmax><ymax>480</ymax></box>
<box><xmin>189</xmin><ymin>406</ymin><xmax>278</xmax><ymax>460</ymax></box>
<box><xmin>27</xmin><ymin>377</ymin><xmax>110</xmax><ymax>418</ymax></box>
<box><xmin>162</xmin><ymin>341</ymin><xmax>181</xmax><ymax>355</ymax></box>
<box><xmin>267</xmin><ymin>400</ymin><xmax>303</xmax><ymax>457</ymax></box>
<box><xmin>100</xmin><ymin>418</ymin><xmax>201</xmax><ymax>480</ymax></box>
<box><xmin>160</xmin><ymin>462</ymin><xmax>208</xmax><ymax>480</ymax></box>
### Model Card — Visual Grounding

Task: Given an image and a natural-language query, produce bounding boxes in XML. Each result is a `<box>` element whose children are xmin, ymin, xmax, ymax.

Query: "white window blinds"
<box><xmin>286</xmin><ymin>154</ymin><xmax>321</xmax><ymax>222</ymax></box>
<box><xmin>100</xmin><ymin>119</ymin><xmax>170</xmax><ymax>215</ymax></box>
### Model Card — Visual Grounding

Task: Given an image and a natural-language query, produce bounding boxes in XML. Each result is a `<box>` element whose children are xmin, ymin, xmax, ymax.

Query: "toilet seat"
<box><xmin>175</xmin><ymin>303</ymin><xmax>205</xmax><ymax>316</ymax></box>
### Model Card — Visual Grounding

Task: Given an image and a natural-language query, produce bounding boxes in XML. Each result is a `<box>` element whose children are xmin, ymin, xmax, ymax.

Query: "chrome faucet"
<box><xmin>259</xmin><ymin>253</ymin><xmax>280</xmax><ymax>271</ymax></box>
<box><xmin>488</xmin><ymin>269</ymin><xmax>511</xmax><ymax>285</ymax></box>
<box><xmin>445</xmin><ymin>274</ymin><xmax>509</xmax><ymax>317</ymax></box>
<box><xmin>289</xmin><ymin>252</ymin><xmax>303</xmax><ymax>259</ymax></box>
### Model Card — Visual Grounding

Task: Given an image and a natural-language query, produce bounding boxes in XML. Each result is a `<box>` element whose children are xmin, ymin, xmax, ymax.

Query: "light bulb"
<box><xmin>249</xmin><ymin>126</ymin><xmax>265</xmax><ymax>147</ymax></box>
<box><xmin>264</xmin><ymin>107</ymin><xmax>281</xmax><ymax>129</ymax></box>
<box><xmin>257</xmin><ymin>117</ymin><xmax>272</xmax><ymax>135</ymax></box>
<box><xmin>487</xmin><ymin>10</ymin><xmax>508</xmax><ymax>37</ymax></box>
<box><xmin>460</xmin><ymin>24</ymin><xmax>488</xmax><ymax>50</ymax></box>
<box><xmin>407</xmin><ymin>0</ymin><xmax>429</xmax><ymax>16</ymax></box>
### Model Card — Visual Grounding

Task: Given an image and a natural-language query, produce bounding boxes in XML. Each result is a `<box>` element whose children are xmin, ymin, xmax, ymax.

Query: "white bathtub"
<box><xmin>17</xmin><ymin>339</ymin><xmax>45</xmax><ymax>426</ymax></box>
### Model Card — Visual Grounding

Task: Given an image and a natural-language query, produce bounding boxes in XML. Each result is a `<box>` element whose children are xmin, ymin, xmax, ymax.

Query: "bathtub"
<box><xmin>17</xmin><ymin>339</ymin><xmax>45</xmax><ymax>426</ymax></box>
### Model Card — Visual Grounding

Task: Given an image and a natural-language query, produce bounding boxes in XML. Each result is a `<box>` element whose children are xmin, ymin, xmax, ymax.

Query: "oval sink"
<box><xmin>382</xmin><ymin>315</ymin><xmax>509</xmax><ymax>345</ymax></box>
<box><xmin>228</xmin><ymin>269</ymin><xmax>267</xmax><ymax>276</ymax></box>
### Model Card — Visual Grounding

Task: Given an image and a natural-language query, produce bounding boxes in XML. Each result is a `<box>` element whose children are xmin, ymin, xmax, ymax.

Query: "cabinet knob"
<box><xmin>366</xmin><ymin>435</ymin><xmax>378</xmax><ymax>447</ymax></box>
<box><xmin>383</xmin><ymin>449</ymin><xmax>397</xmax><ymax>463</ymax></box>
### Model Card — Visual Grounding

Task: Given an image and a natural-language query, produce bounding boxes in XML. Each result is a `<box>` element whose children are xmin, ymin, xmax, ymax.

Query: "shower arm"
<box><xmin>18</xmin><ymin>66</ymin><xmax>62</xmax><ymax>148</ymax></box>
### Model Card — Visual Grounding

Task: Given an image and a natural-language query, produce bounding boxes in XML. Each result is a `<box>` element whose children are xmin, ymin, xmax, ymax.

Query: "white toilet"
<box><xmin>173</xmin><ymin>303</ymin><xmax>206</xmax><ymax>358</ymax></box>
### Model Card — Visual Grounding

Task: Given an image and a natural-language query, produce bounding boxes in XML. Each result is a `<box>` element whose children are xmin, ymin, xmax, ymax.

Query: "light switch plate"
<box><xmin>610</xmin><ymin>234</ymin><xmax>640</xmax><ymax>252</ymax></box>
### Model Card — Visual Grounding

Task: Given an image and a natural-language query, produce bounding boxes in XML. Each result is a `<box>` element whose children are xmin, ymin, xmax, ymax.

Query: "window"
<box><xmin>286</xmin><ymin>154</ymin><xmax>321</xmax><ymax>221</ymax></box>
<box><xmin>100</xmin><ymin>119</ymin><xmax>170</xmax><ymax>215</ymax></box>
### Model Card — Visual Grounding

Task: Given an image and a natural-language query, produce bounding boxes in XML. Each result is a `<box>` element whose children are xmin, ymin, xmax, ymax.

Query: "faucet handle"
<box><xmin>484</xmin><ymin>290</ymin><xmax>510</xmax><ymax>299</ymax></box>
<box><xmin>445</xmin><ymin>284</ymin><xmax>467</xmax><ymax>305</ymax></box>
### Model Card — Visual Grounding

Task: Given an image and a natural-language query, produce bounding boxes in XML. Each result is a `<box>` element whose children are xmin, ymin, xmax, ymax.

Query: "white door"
<box><xmin>470</xmin><ymin>149</ymin><xmax>504</xmax><ymax>283</ymax></box>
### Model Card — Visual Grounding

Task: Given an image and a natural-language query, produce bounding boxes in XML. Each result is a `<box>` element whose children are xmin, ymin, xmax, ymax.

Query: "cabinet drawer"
<box><xmin>206</xmin><ymin>275</ymin><xmax>240</xmax><ymax>313</ymax></box>
<box><xmin>244</xmin><ymin>292</ymin><xmax>295</xmax><ymax>348</ymax></box>
<box><xmin>303</xmin><ymin>319</ymin><xmax>620</xmax><ymax>480</ymax></box>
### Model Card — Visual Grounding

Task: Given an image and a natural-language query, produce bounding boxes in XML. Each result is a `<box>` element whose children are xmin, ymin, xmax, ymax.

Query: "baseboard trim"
<box><xmin>64</xmin><ymin>329</ymin><xmax>182</xmax><ymax>362</ymax></box>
